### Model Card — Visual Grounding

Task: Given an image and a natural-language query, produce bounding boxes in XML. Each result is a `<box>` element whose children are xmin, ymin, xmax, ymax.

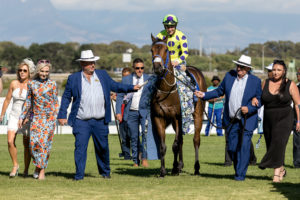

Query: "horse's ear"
<box><xmin>151</xmin><ymin>34</ymin><xmax>156</xmax><ymax>42</ymax></box>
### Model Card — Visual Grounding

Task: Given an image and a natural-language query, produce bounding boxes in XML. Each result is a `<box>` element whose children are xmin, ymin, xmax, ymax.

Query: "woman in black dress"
<box><xmin>259</xmin><ymin>60</ymin><xmax>300</xmax><ymax>183</ymax></box>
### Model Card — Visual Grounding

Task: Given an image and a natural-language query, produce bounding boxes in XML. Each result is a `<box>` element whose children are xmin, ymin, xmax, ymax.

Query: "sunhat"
<box><xmin>232</xmin><ymin>55</ymin><xmax>252</xmax><ymax>68</ymax></box>
<box><xmin>265</xmin><ymin>63</ymin><xmax>273</xmax><ymax>71</ymax></box>
<box><xmin>76</xmin><ymin>50</ymin><xmax>100</xmax><ymax>62</ymax></box>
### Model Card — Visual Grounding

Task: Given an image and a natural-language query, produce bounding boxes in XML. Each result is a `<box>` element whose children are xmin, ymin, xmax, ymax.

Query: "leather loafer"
<box><xmin>102</xmin><ymin>175</ymin><xmax>111</xmax><ymax>179</ymax></box>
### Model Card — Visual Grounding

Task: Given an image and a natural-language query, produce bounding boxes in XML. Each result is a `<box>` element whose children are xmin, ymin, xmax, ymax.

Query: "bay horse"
<box><xmin>150</xmin><ymin>35</ymin><xmax>207</xmax><ymax>177</ymax></box>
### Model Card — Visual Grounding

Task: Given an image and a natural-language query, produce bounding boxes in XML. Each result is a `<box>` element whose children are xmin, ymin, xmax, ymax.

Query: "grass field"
<box><xmin>0</xmin><ymin>134</ymin><xmax>299</xmax><ymax>200</ymax></box>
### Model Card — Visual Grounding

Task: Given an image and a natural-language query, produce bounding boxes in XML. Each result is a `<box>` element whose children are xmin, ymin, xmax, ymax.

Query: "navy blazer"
<box><xmin>57</xmin><ymin>70</ymin><xmax>134</xmax><ymax>127</ymax></box>
<box><xmin>116</xmin><ymin>73</ymin><xmax>150</xmax><ymax>121</ymax></box>
<box><xmin>204</xmin><ymin>70</ymin><xmax>262</xmax><ymax>131</ymax></box>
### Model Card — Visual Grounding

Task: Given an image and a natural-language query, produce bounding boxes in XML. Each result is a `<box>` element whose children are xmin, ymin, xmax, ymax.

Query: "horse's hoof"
<box><xmin>159</xmin><ymin>174</ymin><xmax>165</xmax><ymax>178</ymax></box>
<box><xmin>171</xmin><ymin>169</ymin><xmax>179</xmax><ymax>176</ymax></box>
<box><xmin>194</xmin><ymin>171</ymin><xmax>200</xmax><ymax>176</ymax></box>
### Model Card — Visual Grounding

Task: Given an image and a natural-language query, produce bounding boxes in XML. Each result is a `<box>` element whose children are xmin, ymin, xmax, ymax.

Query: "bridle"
<box><xmin>152</xmin><ymin>41</ymin><xmax>176</xmax><ymax>92</ymax></box>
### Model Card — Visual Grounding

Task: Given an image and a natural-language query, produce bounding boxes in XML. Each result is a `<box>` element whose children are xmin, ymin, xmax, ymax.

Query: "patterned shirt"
<box><xmin>20</xmin><ymin>79</ymin><xmax>59</xmax><ymax>120</ymax></box>
<box><xmin>76</xmin><ymin>72</ymin><xmax>105</xmax><ymax>120</ymax></box>
<box><xmin>156</xmin><ymin>29</ymin><xmax>188</xmax><ymax>63</ymax></box>
<box><xmin>229</xmin><ymin>74</ymin><xmax>248</xmax><ymax>119</ymax></box>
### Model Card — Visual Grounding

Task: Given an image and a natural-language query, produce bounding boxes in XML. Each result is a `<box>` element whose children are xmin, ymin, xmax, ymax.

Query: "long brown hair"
<box><xmin>273</xmin><ymin>59</ymin><xmax>288</xmax><ymax>99</ymax></box>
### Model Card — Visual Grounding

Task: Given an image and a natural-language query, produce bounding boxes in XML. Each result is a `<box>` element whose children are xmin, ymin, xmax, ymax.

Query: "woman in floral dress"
<box><xmin>19</xmin><ymin>60</ymin><xmax>59</xmax><ymax>180</ymax></box>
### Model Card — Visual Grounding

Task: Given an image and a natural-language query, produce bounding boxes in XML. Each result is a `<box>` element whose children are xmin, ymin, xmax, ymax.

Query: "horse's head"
<box><xmin>151</xmin><ymin>34</ymin><xmax>170</xmax><ymax>76</ymax></box>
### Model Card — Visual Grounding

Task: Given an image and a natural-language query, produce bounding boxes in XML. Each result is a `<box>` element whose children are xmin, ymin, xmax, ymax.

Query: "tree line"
<box><xmin>0</xmin><ymin>40</ymin><xmax>299</xmax><ymax>74</ymax></box>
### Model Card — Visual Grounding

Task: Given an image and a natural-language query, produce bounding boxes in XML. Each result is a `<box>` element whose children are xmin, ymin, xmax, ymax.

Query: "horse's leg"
<box><xmin>193</xmin><ymin>101</ymin><xmax>203</xmax><ymax>175</ymax></box>
<box><xmin>171</xmin><ymin>119</ymin><xmax>181</xmax><ymax>175</ymax></box>
<box><xmin>178</xmin><ymin>125</ymin><xmax>184</xmax><ymax>173</ymax></box>
<box><xmin>154</xmin><ymin>117</ymin><xmax>167</xmax><ymax>177</ymax></box>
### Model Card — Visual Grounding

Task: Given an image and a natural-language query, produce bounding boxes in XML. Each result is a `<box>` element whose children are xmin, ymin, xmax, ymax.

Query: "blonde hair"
<box><xmin>33</xmin><ymin>61</ymin><xmax>52</xmax><ymax>80</ymax></box>
<box><xmin>16</xmin><ymin>64</ymin><xmax>32</xmax><ymax>82</ymax></box>
<box><xmin>16</xmin><ymin>58</ymin><xmax>36</xmax><ymax>81</ymax></box>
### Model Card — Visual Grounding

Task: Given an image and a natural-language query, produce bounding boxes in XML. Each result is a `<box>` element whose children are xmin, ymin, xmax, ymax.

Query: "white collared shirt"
<box><xmin>130</xmin><ymin>74</ymin><xmax>144</xmax><ymax>110</ymax></box>
<box><xmin>76</xmin><ymin>72</ymin><xmax>105</xmax><ymax>120</ymax></box>
<box><xmin>229</xmin><ymin>74</ymin><xmax>248</xmax><ymax>119</ymax></box>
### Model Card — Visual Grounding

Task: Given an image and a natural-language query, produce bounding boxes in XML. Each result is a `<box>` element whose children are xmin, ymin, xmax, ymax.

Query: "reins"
<box><xmin>165</xmin><ymin>68</ymin><xmax>247</xmax><ymax>130</ymax></box>
<box><xmin>151</xmin><ymin>40</ymin><xmax>247</xmax><ymax>131</ymax></box>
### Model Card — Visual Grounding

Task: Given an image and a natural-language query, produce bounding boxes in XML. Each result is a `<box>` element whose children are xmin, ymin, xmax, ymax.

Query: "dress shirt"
<box><xmin>76</xmin><ymin>72</ymin><xmax>105</xmax><ymax>120</ymax></box>
<box><xmin>229</xmin><ymin>74</ymin><xmax>248</xmax><ymax>119</ymax></box>
<box><xmin>130</xmin><ymin>74</ymin><xmax>144</xmax><ymax>110</ymax></box>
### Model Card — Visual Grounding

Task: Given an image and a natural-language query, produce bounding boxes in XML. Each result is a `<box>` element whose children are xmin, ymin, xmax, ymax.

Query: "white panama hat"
<box><xmin>232</xmin><ymin>55</ymin><xmax>252</xmax><ymax>68</ymax></box>
<box><xmin>265</xmin><ymin>63</ymin><xmax>273</xmax><ymax>71</ymax></box>
<box><xmin>76</xmin><ymin>50</ymin><xmax>100</xmax><ymax>62</ymax></box>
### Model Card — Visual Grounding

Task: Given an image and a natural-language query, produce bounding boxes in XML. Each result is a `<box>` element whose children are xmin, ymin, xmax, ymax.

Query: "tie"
<box><xmin>123</xmin><ymin>77</ymin><xmax>140</xmax><ymax>104</ymax></box>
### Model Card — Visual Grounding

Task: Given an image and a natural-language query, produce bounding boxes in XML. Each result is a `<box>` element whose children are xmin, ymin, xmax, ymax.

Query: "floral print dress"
<box><xmin>20</xmin><ymin>79</ymin><xmax>59</xmax><ymax>169</ymax></box>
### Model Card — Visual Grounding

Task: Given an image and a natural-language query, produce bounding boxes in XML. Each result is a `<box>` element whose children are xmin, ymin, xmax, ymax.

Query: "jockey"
<box><xmin>156</xmin><ymin>14</ymin><xmax>195</xmax><ymax>134</ymax></box>
<box><xmin>156</xmin><ymin>14</ymin><xmax>189</xmax><ymax>71</ymax></box>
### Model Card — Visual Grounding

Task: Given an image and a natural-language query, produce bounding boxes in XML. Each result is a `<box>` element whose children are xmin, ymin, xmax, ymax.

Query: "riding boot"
<box><xmin>185</xmin><ymin>69</ymin><xmax>198</xmax><ymax>103</ymax></box>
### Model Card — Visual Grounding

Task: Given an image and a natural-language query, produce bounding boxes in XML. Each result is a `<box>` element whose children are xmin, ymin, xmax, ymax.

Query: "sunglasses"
<box><xmin>18</xmin><ymin>69</ymin><xmax>28</xmax><ymax>73</ymax></box>
<box><xmin>38</xmin><ymin>59</ymin><xmax>50</xmax><ymax>64</ymax></box>
<box><xmin>135</xmin><ymin>67</ymin><xmax>144</xmax><ymax>70</ymax></box>
<box><xmin>236</xmin><ymin>65</ymin><xmax>246</xmax><ymax>69</ymax></box>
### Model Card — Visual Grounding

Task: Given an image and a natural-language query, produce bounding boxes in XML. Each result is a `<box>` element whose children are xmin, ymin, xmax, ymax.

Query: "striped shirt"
<box><xmin>229</xmin><ymin>74</ymin><xmax>248</xmax><ymax>119</ymax></box>
<box><xmin>76</xmin><ymin>72</ymin><xmax>105</xmax><ymax>120</ymax></box>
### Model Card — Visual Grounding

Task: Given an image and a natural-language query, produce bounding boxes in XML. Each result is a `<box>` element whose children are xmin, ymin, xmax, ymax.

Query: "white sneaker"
<box><xmin>33</xmin><ymin>171</ymin><xmax>39</xmax><ymax>179</ymax></box>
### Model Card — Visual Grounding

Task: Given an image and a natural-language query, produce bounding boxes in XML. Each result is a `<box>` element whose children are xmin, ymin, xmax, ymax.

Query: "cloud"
<box><xmin>50</xmin><ymin>0</ymin><xmax>300</xmax><ymax>14</ymax></box>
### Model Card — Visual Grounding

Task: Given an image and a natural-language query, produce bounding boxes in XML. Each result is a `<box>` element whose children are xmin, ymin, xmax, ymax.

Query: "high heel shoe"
<box><xmin>33</xmin><ymin>171</ymin><xmax>39</xmax><ymax>179</ymax></box>
<box><xmin>9</xmin><ymin>165</ymin><xmax>19</xmax><ymax>178</ymax></box>
<box><xmin>280</xmin><ymin>168</ymin><xmax>287</xmax><ymax>181</ymax></box>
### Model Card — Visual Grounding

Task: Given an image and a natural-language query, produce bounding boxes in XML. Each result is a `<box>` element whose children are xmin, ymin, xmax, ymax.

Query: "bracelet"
<box><xmin>297</xmin><ymin>121</ymin><xmax>300</xmax><ymax>123</ymax></box>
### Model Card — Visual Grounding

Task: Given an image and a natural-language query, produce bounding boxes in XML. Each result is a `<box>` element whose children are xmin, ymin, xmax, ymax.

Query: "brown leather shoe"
<box><xmin>142</xmin><ymin>159</ymin><xmax>149</xmax><ymax>167</ymax></box>
<box><xmin>133</xmin><ymin>163</ymin><xmax>139</xmax><ymax>167</ymax></box>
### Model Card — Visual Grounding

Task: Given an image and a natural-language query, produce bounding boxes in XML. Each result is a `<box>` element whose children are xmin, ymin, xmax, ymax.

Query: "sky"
<box><xmin>1</xmin><ymin>0</ymin><xmax>300</xmax><ymax>53</ymax></box>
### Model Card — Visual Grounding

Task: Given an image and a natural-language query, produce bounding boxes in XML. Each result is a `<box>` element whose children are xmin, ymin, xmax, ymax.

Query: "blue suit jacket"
<box><xmin>57</xmin><ymin>70</ymin><xmax>134</xmax><ymax>127</ymax></box>
<box><xmin>116</xmin><ymin>73</ymin><xmax>150</xmax><ymax>121</ymax></box>
<box><xmin>203</xmin><ymin>70</ymin><xmax>262</xmax><ymax>131</ymax></box>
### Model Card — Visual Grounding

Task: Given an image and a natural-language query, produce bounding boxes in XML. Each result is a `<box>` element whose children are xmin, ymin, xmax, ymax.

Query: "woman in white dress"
<box><xmin>0</xmin><ymin>58</ymin><xmax>35</xmax><ymax>177</ymax></box>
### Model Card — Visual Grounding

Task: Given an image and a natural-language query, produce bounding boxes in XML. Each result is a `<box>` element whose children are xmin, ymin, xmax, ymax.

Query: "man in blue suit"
<box><xmin>116</xmin><ymin>58</ymin><xmax>150</xmax><ymax>167</ymax></box>
<box><xmin>195</xmin><ymin>55</ymin><xmax>262</xmax><ymax>181</ymax></box>
<box><xmin>57</xmin><ymin>50</ymin><xmax>140</xmax><ymax>180</ymax></box>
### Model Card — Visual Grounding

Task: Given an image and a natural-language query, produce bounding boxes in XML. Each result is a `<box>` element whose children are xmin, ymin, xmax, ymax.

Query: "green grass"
<box><xmin>0</xmin><ymin>134</ymin><xmax>299</xmax><ymax>200</ymax></box>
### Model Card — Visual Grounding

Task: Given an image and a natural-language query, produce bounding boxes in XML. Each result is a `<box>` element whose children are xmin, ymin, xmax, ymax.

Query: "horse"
<box><xmin>150</xmin><ymin>34</ymin><xmax>207</xmax><ymax>177</ymax></box>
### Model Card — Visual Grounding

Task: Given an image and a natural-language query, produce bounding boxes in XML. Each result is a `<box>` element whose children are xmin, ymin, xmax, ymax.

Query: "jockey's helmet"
<box><xmin>162</xmin><ymin>14</ymin><xmax>178</xmax><ymax>26</ymax></box>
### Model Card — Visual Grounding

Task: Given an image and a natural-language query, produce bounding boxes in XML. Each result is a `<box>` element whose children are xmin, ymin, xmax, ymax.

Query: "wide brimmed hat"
<box><xmin>232</xmin><ymin>55</ymin><xmax>252</xmax><ymax>68</ymax></box>
<box><xmin>265</xmin><ymin>63</ymin><xmax>273</xmax><ymax>71</ymax></box>
<box><xmin>76</xmin><ymin>50</ymin><xmax>100</xmax><ymax>62</ymax></box>
<box><xmin>211</xmin><ymin>76</ymin><xmax>220</xmax><ymax>82</ymax></box>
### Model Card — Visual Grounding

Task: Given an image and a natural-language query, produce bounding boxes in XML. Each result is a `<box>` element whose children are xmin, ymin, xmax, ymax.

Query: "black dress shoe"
<box><xmin>224</xmin><ymin>163</ymin><xmax>232</xmax><ymax>167</ymax></box>
<box><xmin>102</xmin><ymin>175</ymin><xmax>111</xmax><ymax>179</ymax></box>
